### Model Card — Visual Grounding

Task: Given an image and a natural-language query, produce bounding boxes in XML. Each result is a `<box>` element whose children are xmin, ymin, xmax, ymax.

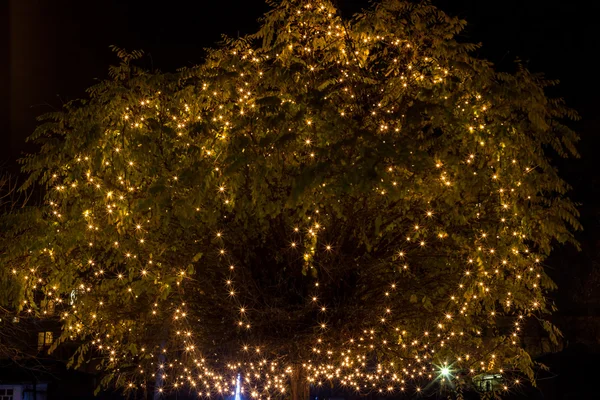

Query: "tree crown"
<box><xmin>2</xmin><ymin>0</ymin><xmax>579</xmax><ymax>397</ymax></box>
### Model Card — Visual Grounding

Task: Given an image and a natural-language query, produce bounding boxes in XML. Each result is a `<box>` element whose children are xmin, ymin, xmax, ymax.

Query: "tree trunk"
<box><xmin>290</xmin><ymin>364</ymin><xmax>310</xmax><ymax>400</ymax></box>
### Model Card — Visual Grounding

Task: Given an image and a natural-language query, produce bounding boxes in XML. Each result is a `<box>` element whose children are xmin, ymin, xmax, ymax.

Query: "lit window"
<box><xmin>37</xmin><ymin>331</ymin><xmax>53</xmax><ymax>351</ymax></box>
<box><xmin>0</xmin><ymin>387</ymin><xmax>14</xmax><ymax>400</ymax></box>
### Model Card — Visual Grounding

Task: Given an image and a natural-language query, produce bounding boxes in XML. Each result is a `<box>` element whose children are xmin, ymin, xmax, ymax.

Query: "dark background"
<box><xmin>1</xmin><ymin>1</ymin><xmax>599</xmax><ymax>398</ymax></box>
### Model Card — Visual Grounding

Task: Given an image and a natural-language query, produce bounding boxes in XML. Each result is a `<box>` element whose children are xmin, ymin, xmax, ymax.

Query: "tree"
<box><xmin>1</xmin><ymin>0</ymin><xmax>580</xmax><ymax>398</ymax></box>
<box><xmin>0</xmin><ymin>172</ymin><xmax>48</xmax><ymax>374</ymax></box>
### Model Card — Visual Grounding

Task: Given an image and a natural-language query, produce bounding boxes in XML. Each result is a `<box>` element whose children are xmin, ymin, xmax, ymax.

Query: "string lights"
<box><xmin>3</xmin><ymin>0</ymin><xmax>579</xmax><ymax>398</ymax></box>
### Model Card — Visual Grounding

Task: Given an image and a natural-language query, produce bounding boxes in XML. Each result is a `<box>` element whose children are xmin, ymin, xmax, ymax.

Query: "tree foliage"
<box><xmin>1</xmin><ymin>0</ymin><xmax>580</xmax><ymax>397</ymax></box>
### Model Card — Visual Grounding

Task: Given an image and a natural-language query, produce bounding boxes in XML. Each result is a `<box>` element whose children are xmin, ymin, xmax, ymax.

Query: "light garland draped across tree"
<box><xmin>1</xmin><ymin>0</ymin><xmax>580</xmax><ymax>398</ymax></box>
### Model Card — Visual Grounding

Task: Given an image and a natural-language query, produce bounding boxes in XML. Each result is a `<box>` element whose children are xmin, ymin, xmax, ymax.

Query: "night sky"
<box><xmin>2</xmin><ymin>0</ymin><xmax>600</xmax><ymax>397</ymax></box>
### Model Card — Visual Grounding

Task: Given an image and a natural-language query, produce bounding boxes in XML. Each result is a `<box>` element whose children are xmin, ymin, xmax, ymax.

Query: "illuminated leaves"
<box><xmin>0</xmin><ymin>0</ymin><xmax>581</xmax><ymax>398</ymax></box>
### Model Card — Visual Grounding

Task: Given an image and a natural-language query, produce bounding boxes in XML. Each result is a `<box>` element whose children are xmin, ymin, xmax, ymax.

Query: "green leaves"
<box><xmin>0</xmin><ymin>0</ymin><xmax>581</xmax><ymax>396</ymax></box>
<box><xmin>192</xmin><ymin>252</ymin><xmax>203</xmax><ymax>263</ymax></box>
